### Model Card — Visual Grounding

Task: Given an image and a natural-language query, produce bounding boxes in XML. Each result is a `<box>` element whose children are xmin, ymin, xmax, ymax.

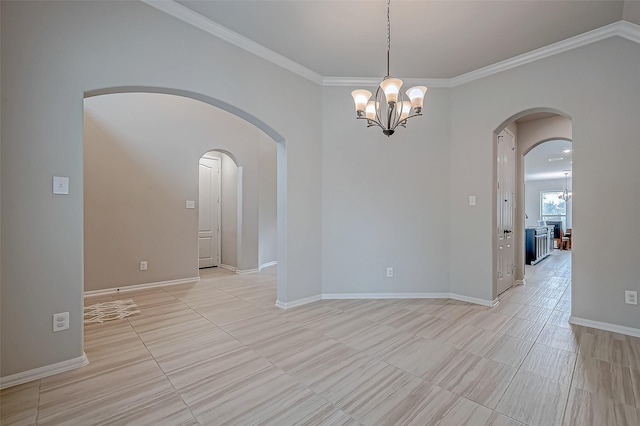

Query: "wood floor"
<box><xmin>2</xmin><ymin>251</ymin><xmax>639</xmax><ymax>425</ymax></box>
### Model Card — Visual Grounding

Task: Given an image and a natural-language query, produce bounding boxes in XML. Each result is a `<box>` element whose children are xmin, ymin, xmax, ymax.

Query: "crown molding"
<box><xmin>140</xmin><ymin>0</ymin><xmax>324</xmax><ymax>85</ymax></box>
<box><xmin>618</xmin><ymin>19</ymin><xmax>640</xmax><ymax>44</ymax></box>
<box><xmin>141</xmin><ymin>1</ymin><xmax>640</xmax><ymax>89</ymax></box>
<box><xmin>449</xmin><ymin>20</ymin><xmax>640</xmax><ymax>87</ymax></box>
<box><xmin>322</xmin><ymin>77</ymin><xmax>451</xmax><ymax>88</ymax></box>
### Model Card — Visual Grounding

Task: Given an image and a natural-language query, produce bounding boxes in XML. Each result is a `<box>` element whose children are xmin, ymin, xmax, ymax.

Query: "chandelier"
<box><xmin>351</xmin><ymin>0</ymin><xmax>427</xmax><ymax>136</ymax></box>
<box><xmin>559</xmin><ymin>171</ymin><xmax>572</xmax><ymax>201</ymax></box>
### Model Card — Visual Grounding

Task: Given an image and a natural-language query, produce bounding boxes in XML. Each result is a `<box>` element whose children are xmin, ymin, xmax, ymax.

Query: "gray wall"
<box><xmin>258</xmin><ymin>135</ymin><xmax>278</xmax><ymax>268</ymax></box>
<box><xmin>449</xmin><ymin>37</ymin><xmax>640</xmax><ymax>327</ymax></box>
<box><xmin>1</xmin><ymin>0</ymin><xmax>639</xmax><ymax>382</ymax></box>
<box><xmin>1</xmin><ymin>1</ymin><xmax>322</xmax><ymax>378</ymax></box>
<box><xmin>218</xmin><ymin>152</ymin><xmax>239</xmax><ymax>268</ymax></box>
<box><xmin>321</xmin><ymin>86</ymin><xmax>452</xmax><ymax>295</ymax></box>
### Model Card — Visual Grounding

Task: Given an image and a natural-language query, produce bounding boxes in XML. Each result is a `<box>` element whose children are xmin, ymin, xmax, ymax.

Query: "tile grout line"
<box><xmin>492</xmin><ymin>250</ymin><xmax>571</xmax><ymax>422</ymax></box>
<box><xmin>125</xmin><ymin>287</ymin><xmax>204</xmax><ymax>424</ymax></box>
<box><xmin>35</xmin><ymin>379</ymin><xmax>42</xmax><ymax>425</ymax></box>
<box><xmin>162</xmin><ymin>281</ymin><xmax>351</xmax><ymax>424</ymax></box>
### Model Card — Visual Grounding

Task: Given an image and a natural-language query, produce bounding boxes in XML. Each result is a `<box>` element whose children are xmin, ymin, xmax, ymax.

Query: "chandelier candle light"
<box><xmin>351</xmin><ymin>0</ymin><xmax>427</xmax><ymax>136</ymax></box>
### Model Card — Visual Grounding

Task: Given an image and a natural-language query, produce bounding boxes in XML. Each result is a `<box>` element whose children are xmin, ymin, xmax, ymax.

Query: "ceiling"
<box><xmin>175</xmin><ymin>0</ymin><xmax>634</xmax><ymax>79</ymax></box>
<box><xmin>524</xmin><ymin>139</ymin><xmax>572</xmax><ymax>182</ymax></box>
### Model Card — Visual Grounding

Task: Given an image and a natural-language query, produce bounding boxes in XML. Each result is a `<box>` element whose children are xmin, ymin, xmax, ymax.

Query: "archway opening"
<box><xmin>493</xmin><ymin>109</ymin><xmax>573</xmax><ymax>301</ymax></box>
<box><xmin>83</xmin><ymin>89</ymin><xmax>286</xmax><ymax>302</ymax></box>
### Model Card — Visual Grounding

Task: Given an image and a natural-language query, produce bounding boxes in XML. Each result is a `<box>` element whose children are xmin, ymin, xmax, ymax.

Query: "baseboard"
<box><xmin>276</xmin><ymin>292</ymin><xmax>496</xmax><ymax>310</ymax></box>
<box><xmin>322</xmin><ymin>292</ymin><xmax>451</xmax><ymax>300</ymax></box>
<box><xmin>259</xmin><ymin>261</ymin><xmax>277</xmax><ymax>271</ymax></box>
<box><xmin>569</xmin><ymin>316</ymin><xmax>640</xmax><ymax>338</ymax></box>
<box><xmin>514</xmin><ymin>280</ymin><xmax>525</xmax><ymax>286</ymax></box>
<box><xmin>220</xmin><ymin>264</ymin><xmax>264</xmax><ymax>274</ymax></box>
<box><xmin>0</xmin><ymin>353</ymin><xmax>89</xmax><ymax>390</ymax></box>
<box><xmin>449</xmin><ymin>293</ymin><xmax>499</xmax><ymax>307</ymax></box>
<box><xmin>275</xmin><ymin>295</ymin><xmax>322</xmax><ymax>309</ymax></box>
<box><xmin>236</xmin><ymin>268</ymin><xmax>259</xmax><ymax>275</ymax></box>
<box><xmin>84</xmin><ymin>276</ymin><xmax>200</xmax><ymax>297</ymax></box>
<box><xmin>220</xmin><ymin>264</ymin><xmax>237</xmax><ymax>272</ymax></box>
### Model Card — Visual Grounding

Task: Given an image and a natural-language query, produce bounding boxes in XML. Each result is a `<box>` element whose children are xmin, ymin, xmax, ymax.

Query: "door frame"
<box><xmin>199</xmin><ymin>153</ymin><xmax>222</xmax><ymax>268</ymax></box>
<box><xmin>495</xmin><ymin>127</ymin><xmax>516</xmax><ymax>295</ymax></box>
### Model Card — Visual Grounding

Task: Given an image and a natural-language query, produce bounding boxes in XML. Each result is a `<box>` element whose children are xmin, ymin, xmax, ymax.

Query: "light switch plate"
<box><xmin>53</xmin><ymin>176</ymin><xmax>70</xmax><ymax>195</ymax></box>
<box><xmin>469</xmin><ymin>195</ymin><xmax>476</xmax><ymax>206</ymax></box>
<box><xmin>186</xmin><ymin>200</ymin><xmax>195</xmax><ymax>209</ymax></box>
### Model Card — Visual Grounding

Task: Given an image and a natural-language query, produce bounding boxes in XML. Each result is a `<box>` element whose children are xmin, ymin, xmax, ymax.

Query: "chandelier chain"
<box><xmin>350</xmin><ymin>0</ymin><xmax>427</xmax><ymax>136</ymax></box>
<box><xmin>386</xmin><ymin>0</ymin><xmax>391</xmax><ymax>76</ymax></box>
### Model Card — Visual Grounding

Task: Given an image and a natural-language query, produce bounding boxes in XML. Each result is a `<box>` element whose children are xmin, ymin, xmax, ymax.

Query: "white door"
<box><xmin>198</xmin><ymin>157</ymin><xmax>220</xmax><ymax>268</ymax></box>
<box><xmin>496</xmin><ymin>129</ymin><xmax>515</xmax><ymax>294</ymax></box>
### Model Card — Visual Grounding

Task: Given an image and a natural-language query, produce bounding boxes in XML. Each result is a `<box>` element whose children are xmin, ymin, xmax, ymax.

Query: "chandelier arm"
<box><xmin>355</xmin><ymin>116</ymin><xmax>385</xmax><ymax>130</ymax></box>
<box><xmin>350</xmin><ymin>0</ymin><xmax>427</xmax><ymax>137</ymax></box>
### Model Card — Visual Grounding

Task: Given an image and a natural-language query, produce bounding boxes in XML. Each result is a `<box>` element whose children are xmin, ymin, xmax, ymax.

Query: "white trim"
<box><xmin>322</xmin><ymin>292</ymin><xmax>451</xmax><ymax>300</ymax></box>
<box><xmin>618</xmin><ymin>20</ymin><xmax>640</xmax><ymax>44</ymax></box>
<box><xmin>84</xmin><ymin>276</ymin><xmax>200</xmax><ymax>297</ymax></box>
<box><xmin>275</xmin><ymin>295</ymin><xmax>322</xmax><ymax>309</ymax></box>
<box><xmin>449</xmin><ymin>293</ymin><xmax>499</xmax><ymax>307</ymax></box>
<box><xmin>0</xmin><ymin>353</ymin><xmax>89</xmax><ymax>390</ymax></box>
<box><xmin>275</xmin><ymin>292</ymin><xmax>497</xmax><ymax>309</ymax></box>
<box><xmin>322</xmin><ymin>77</ymin><xmax>451</xmax><ymax>88</ymax></box>
<box><xmin>135</xmin><ymin>5</ymin><xmax>640</xmax><ymax>88</ymax></box>
<box><xmin>570</xmin><ymin>316</ymin><xmax>640</xmax><ymax>338</ymax></box>
<box><xmin>219</xmin><ymin>264</ymin><xmax>260</xmax><ymax>274</ymax></box>
<box><xmin>235</xmin><ymin>268</ymin><xmax>260</xmax><ymax>275</ymax></box>
<box><xmin>140</xmin><ymin>0</ymin><xmax>323</xmax><ymax>85</ymax></box>
<box><xmin>259</xmin><ymin>261</ymin><xmax>277</xmax><ymax>271</ymax></box>
<box><xmin>449</xmin><ymin>21</ymin><xmax>638</xmax><ymax>87</ymax></box>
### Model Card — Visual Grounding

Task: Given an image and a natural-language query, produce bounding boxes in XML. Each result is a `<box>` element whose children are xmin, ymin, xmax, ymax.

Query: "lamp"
<box><xmin>351</xmin><ymin>0</ymin><xmax>427</xmax><ymax>137</ymax></box>
<box><xmin>559</xmin><ymin>171</ymin><xmax>572</xmax><ymax>201</ymax></box>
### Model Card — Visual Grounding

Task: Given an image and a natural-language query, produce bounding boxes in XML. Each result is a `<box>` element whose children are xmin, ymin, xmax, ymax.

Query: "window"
<box><xmin>540</xmin><ymin>191</ymin><xmax>566</xmax><ymax>230</ymax></box>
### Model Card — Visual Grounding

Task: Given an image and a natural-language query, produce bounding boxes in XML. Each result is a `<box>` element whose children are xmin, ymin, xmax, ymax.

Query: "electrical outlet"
<box><xmin>140</xmin><ymin>261</ymin><xmax>148</xmax><ymax>271</ymax></box>
<box><xmin>386</xmin><ymin>267</ymin><xmax>394</xmax><ymax>278</ymax></box>
<box><xmin>53</xmin><ymin>312</ymin><xmax>69</xmax><ymax>332</ymax></box>
<box><xmin>625</xmin><ymin>290</ymin><xmax>637</xmax><ymax>305</ymax></box>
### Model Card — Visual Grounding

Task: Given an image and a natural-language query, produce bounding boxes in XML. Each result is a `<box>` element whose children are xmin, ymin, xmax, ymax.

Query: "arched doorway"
<box><xmin>493</xmin><ymin>109</ymin><xmax>573</xmax><ymax>298</ymax></box>
<box><xmin>83</xmin><ymin>88</ymin><xmax>286</xmax><ymax>302</ymax></box>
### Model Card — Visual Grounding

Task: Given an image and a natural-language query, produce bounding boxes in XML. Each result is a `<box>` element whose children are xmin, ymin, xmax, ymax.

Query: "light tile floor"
<box><xmin>2</xmin><ymin>251</ymin><xmax>639</xmax><ymax>425</ymax></box>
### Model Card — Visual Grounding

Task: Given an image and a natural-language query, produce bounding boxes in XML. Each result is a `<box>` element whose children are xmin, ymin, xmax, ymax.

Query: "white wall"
<box><xmin>321</xmin><ymin>86</ymin><xmax>452</xmax><ymax>295</ymax></box>
<box><xmin>524</xmin><ymin>178</ymin><xmax>573</xmax><ymax>228</ymax></box>
<box><xmin>1</xmin><ymin>0</ymin><xmax>322</xmax><ymax>378</ymax></box>
<box><xmin>449</xmin><ymin>36</ymin><xmax>640</xmax><ymax>328</ymax></box>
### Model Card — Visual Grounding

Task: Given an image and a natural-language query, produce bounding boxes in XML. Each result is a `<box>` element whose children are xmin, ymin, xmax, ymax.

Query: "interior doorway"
<box><xmin>198</xmin><ymin>154</ymin><xmax>221</xmax><ymax>268</ymax></box>
<box><xmin>496</xmin><ymin>128</ymin><xmax>516</xmax><ymax>295</ymax></box>
<box><xmin>493</xmin><ymin>110</ymin><xmax>573</xmax><ymax>300</ymax></box>
<box><xmin>523</xmin><ymin>139</ymin><xmax>573</xmax><ymax>253</ymax></box>
<box><xmin>198</xmin><ymin>150</ymin><xmax>242</xmax><ymax>272</ymax></box>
